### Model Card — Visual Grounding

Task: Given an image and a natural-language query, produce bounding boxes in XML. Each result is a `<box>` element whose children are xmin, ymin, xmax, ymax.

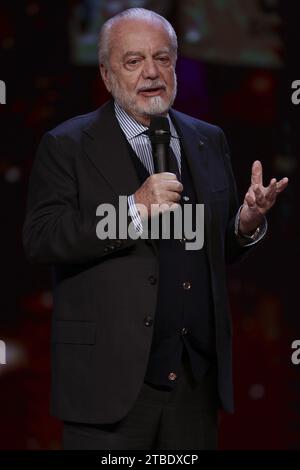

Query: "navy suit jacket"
<box><xmin>23</xmin><ymin>99</ymin><xmax>258</xmax><ymax>423</ymax></box>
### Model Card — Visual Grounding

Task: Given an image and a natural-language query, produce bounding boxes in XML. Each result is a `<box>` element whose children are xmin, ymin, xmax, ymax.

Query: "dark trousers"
<box><xmin>62</xmin><ymin>350</ymin><xmax>219</xmax><ymax>450</ymax></box>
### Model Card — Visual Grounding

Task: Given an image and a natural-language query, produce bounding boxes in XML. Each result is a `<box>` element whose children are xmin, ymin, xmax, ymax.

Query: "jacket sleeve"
<box><xmin>217</xmin><ymin>127</ymin><xmax>265</xmax><ymax>265</ymax></box>
<box><xmin>22</xmin><ymin>131</ymin><xmax>138</xmax><ymax>264</ymax></box>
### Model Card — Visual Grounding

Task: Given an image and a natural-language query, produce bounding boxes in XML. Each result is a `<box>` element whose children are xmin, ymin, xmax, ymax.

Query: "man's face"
<box><xmin>100</xmin><ymin>18</ymin><xmax>177</xmax><ymax>125</ymax></box>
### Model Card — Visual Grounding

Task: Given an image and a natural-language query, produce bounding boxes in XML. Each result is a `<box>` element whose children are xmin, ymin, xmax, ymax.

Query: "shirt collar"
<box><xmin>114</xmin><ymin>100</ymin><xmax>179</xmax><ymax>141</ymax></box>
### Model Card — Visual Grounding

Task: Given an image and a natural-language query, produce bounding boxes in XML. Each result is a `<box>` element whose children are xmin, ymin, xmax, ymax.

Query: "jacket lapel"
<box><xmin>169</xmin><ymin>109</ymin><xmax>212</xmax><ymax>225</ymax></box>
<box><xmin>83</xmin><ymin>100</ymin><xmax>141</xmax><ymax>196</ymax></box>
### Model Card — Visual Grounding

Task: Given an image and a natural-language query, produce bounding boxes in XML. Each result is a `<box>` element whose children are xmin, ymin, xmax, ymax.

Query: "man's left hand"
<box><xmin>239</xmin><ymin>160</ymin><xmax>289</xmax><ymax>235</ymax></box>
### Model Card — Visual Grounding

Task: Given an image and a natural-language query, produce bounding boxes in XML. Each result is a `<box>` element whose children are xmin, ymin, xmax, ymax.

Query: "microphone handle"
<box><xmin>154</xmin><ymin>143</ymin><xmax>167</xmax><ymax>173</ymax></box>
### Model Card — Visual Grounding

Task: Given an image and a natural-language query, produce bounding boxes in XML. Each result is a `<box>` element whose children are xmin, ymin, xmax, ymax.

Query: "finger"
<box><xmin>164</xmin><ymin>190</ymin><xmax>182</xmax><ymax>202</ymax></box>
<box><xmin>251</xmin><ymin>160</ymin><xmax>263</xmax><ymax>186</ymax></box>
<box><xmin>159</xmin><ymin>172</ymin><xmax>178</xmax><ymax>180</ymax></box>
<box><xmin>253</xmin><ymin>184</ymin><xmax>265</xmax><ymax>206</ymax></box>
<box><xmin>246</xmin><ymin>184</ymin><xmax>257</xmax><ymax>202</ymax></box>
<box><xmin>167</xmin><ymin>180</ymin><xmax>184</xmax><ymax>190</ymax></box>
<box><xmin>245</xmin><ymin>191</ymin><xmax>257</xmax><ymax>209</ymax></box>
<box><xmin>276</xmin><ymin>177</ymin><xmax>289</xmax><ymax>193</ymax></box>
<box><xmin>159</xmin><ymin>201</ymin><xmax>181</xmax><ymax>213</ymax></box>
<box><xmin>163</xmin><ymin>180</ymin><xmax>183</xmax><ymax>192</ymax></box>
<box><xmin>169</xmin><ymin>202</ymin><xmax>181</xmax><ymax>211</ymax></box>
<box><xmin>265</xmin><ymin>178</ymin><xmax>277</xmax><ymax>202</ymax></box>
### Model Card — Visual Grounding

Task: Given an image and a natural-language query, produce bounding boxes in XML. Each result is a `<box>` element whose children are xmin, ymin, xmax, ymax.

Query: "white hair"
<box><xmin>98</xmin><ymin>8</ymin><xmax>178</xmax><ymax>66</ymax></box>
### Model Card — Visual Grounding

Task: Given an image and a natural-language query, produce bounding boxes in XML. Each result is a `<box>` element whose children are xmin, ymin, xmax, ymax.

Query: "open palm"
<box><xmin>239</xmin><ymin>160</ymin><xmax>289</xmax><ymax>235</ymax></box>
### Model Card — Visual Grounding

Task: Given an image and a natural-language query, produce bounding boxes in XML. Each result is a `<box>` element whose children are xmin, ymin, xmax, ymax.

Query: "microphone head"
<box><xmin>149</xmin><ymin>116</ymin><xmax>171</xmax><ymax>145</ymax></box>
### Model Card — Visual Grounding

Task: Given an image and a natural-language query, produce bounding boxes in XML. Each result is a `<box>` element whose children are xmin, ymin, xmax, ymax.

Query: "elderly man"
<box><xmin>23</xmin><ymin>8</ymin><xmax>288</xmax><ymax>450</ymax></box>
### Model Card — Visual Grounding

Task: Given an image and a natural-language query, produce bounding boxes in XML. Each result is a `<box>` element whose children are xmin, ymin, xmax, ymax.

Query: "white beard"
<box><xmin>109</xmin><ymin>72</ymin><xmax>177</xmax><ymax>118</ymax></box>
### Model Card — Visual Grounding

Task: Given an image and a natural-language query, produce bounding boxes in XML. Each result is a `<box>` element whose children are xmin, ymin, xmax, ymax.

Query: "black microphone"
<box><xmin>149</xmin><ymin>116</ymin><xmax>171</xmax><ymax>173</ymax></box>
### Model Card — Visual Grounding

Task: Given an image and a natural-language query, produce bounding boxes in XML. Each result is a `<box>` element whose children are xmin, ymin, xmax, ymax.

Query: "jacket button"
<box><xmin>144</xmin><ymin>315</ymin><xmax>153</xmax><ymax>327</ymax></box>
<box><xmin>115</xmin><ymin>240</ymin><xmax>123</xmax><ymax>247</ymax></box>
<box><xmin>148</xmin><ymin>275</ymin><xmax>157</xmax><ymax>285</ymax></box>
<box><xmin>168</xmin><ymin>372</ymin><xmax>177</xmax><ymax>381</ymax></box>
<box><xmin>182</xmin><ymin>281</ymin><xmax>191</xmax><ymax>290</ymax></box>
<box><xmin>104</xmin><ymin>247</ymin><xmax>110</xmax><ymax>253</ymax></box>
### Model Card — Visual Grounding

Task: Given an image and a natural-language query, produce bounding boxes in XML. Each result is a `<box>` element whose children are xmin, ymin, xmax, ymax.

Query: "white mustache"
<box><xmin>138</xmin><ymin>83</ymin><xmax>166</xmax><ymax>92</ymax></box>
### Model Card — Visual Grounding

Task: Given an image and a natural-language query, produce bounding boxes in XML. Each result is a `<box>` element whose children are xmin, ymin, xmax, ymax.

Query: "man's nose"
<box><xmin>142</xmin><ymin>59</ymin><xmax>160</xmax><ymax>80</ymax></box>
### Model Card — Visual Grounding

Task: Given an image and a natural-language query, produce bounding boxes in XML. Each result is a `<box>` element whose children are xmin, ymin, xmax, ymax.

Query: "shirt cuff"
<box><xmin>234</xmin><ymin>205</ymin><xmax>267</xmax><ymax>247</ymax></box>
<box><xmin>128</xmin><ymin>194</ymin><xmax>143</xmax><ymax>235</ymax></box>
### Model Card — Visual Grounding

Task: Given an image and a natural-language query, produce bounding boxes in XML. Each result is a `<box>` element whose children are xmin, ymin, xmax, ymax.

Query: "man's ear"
<box><xmin>100</xmin><ymin>64</ymin><xmax>112</xmax><ymax>93</ymax></box>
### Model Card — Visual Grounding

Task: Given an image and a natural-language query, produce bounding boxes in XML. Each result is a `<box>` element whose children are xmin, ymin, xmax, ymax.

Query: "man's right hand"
<box><xmin>134</xmin><ymin>172</ymin><xmax>183</xmax><ymax>219</ymax></box>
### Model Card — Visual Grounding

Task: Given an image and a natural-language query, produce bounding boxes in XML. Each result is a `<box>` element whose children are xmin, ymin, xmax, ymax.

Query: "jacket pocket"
<box><xmin>51</xmin><ymin>320</ymin><xmax>96</xmax><ymax>344</ymax></box>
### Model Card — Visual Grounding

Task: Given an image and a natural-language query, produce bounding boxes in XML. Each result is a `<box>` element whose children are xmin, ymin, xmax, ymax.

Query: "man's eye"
<box><xmin>157</xmin><ymin>56</ymin><xmax>170</xmax><ymax>64</ymax></box>
<box><xmin>127</xmin><ymin>59</ymin><xmax>140</xmax><ymax>66</ymax></box>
